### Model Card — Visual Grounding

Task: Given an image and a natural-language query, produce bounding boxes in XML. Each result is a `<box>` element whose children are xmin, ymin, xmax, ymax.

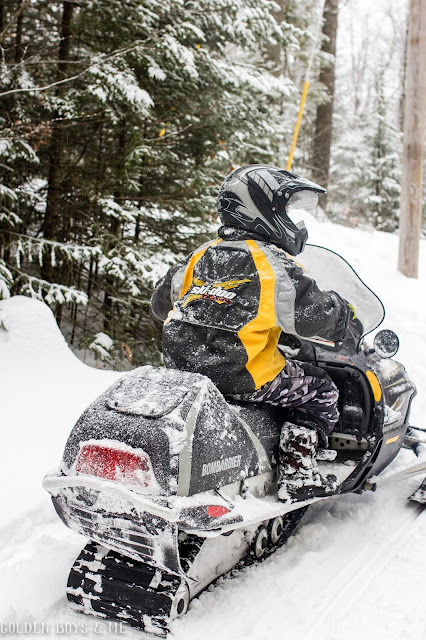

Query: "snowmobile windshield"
<box><xmin>298</xmin><ymin>244</ymin><xmax>385</xmax><ymax>337</ymax></box>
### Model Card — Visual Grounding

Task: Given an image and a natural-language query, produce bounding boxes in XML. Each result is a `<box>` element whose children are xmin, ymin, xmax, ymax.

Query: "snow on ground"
<box><xmin>0</xmin><ymin>219</ymin><xmax>426</xmax><ymax>640</ymax></box>
<box><xmin>0</xmin><ymin>297</ymin><xmax>119</xmax><ymax>523</ymax></box>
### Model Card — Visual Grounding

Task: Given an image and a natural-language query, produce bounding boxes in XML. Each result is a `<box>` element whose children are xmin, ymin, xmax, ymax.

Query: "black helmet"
<box><xmin>217</xmin><ymin>164</ymin><xmax>326</xmax><ymax>255</ymax></box>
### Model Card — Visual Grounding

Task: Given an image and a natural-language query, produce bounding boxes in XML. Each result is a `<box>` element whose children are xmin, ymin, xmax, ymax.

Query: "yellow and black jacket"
<box><xmin>150</xmin><ymin>227</ymin><xmax>351</xmax><ymax>396</ymax></box>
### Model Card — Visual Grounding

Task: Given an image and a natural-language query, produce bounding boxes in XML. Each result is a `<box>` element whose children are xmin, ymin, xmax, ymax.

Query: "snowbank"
<box><xmin>0</xmin><ymin>220</ymin><xmax>426</xmax><ymax>640</ymax></box>
<box><xmin>0</xmin><ymin>297</ymin><xmax>119</xmax><ymax>522</ymax></box>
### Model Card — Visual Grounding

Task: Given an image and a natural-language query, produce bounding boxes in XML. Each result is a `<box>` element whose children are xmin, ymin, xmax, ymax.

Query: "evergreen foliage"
<box><xmin>0</xmin><ymin>0</ymin><xmax>308</xmax><ymax>367</ymax></box>
<box><xmin>326</xmin><ymin>1</ymin><xmax>410</xmax><ymax>231</ymax></box>
<box><xmin>329</xmin><ymin>70</ymin><xmax>402</xmax><ymax>231</ymax></box>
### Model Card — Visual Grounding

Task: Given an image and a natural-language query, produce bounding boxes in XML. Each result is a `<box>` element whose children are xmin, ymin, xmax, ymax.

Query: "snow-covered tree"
<box><xmin>329</xmin><ymin>68</ymin><xmax>402</xmax><ymax>230</ymax></box>
<box><xmin>0</xmin><ymin>0</ymin><xmax>311</xmax><ymax>366</ymax></box>
<box><xmin>327</xmin><ymin>0</ymin><xmax>407</xmax><ymax>229</ymax></box>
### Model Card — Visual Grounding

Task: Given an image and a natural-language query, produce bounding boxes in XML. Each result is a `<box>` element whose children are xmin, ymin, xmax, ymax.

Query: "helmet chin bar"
<box><xmin>290</xmin><ymin>226</ymin><xmax>308</xmax><ymax>256</ymax></box>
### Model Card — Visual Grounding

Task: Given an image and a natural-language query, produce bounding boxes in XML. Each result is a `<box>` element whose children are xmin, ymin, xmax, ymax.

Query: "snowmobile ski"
<box><xmin>363</xmin><ymin>458</ymin><xmax>426</xmax><ymax>492</ymax></box>
<box><xmin>409</xmin><ymin>477</ymin><xmax>426</xmax><ymax>505</ymax></box>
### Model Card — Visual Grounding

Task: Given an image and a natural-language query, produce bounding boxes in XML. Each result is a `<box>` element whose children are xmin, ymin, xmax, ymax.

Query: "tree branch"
<box><xmin>0</xmin><ymin>40</ymin><xmax>145</xmax><ymax>98</ymax></box>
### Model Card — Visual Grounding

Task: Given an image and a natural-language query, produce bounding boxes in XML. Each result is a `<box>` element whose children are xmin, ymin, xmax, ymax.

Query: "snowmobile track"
<box><xmin>65</xmin><ymin>507</ymin><xmax>308</xmax><ymax>635</ymax></box>
<box><xmin>67</xmin><ymin>541</ymin><xmax>180</xmax><ymax>637</ymax></box>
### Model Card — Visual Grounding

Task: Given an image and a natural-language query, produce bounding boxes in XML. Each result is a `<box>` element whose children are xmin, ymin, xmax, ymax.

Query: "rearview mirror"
<box><xmin>373</xmin><ymin>329</ymin><xmax>399</xmax><ymax>358</ymax></box>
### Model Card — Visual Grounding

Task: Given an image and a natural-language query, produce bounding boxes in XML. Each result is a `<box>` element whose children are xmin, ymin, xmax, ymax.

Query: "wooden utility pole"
<box><xmin>398</xmin><ymin>0</ymin><xmax>426</xmax><ymax>278</ymax></box>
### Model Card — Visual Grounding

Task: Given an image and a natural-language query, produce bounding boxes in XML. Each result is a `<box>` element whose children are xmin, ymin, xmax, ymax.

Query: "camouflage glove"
<box><xmin>347</xmin><ymin>302</ymin><xmax>357</xmax><ymax>319</ymax></box>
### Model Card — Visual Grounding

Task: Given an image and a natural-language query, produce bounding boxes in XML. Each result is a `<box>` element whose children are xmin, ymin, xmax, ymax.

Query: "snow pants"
<box><xmin>243</xmin><ymin>359</ymin><xmax>339</xmax><ymax>441</ymax></box>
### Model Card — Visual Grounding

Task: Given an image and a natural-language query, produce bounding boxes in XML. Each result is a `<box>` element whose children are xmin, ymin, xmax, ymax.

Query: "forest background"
<box><xmin>0</xmin><ymin>0</ymin><xmax>421</xmax><ymax>369</ymax></box>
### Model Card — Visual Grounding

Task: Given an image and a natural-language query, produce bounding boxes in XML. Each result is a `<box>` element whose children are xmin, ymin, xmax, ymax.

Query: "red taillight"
<box><xmin>207</xmin><ymin>505</ymin><xmax>230</xmax><ymax>518</ymax></box>
<box><xmin>75</xmin><ymin>444</ymin><xmax>150</xmax><ymax>487</ymax></box>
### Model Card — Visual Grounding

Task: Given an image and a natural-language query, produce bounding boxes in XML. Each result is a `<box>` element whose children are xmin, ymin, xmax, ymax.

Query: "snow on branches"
<box><xmin>0</xmin><ymin>0</ymin><xmax>312</xmax><ymax>365</ymax></box>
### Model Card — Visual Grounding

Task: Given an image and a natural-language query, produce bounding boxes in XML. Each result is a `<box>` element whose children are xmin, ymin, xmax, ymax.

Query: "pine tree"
<box><xmin>0</xmin><ymin>0</ymin><xmax>312</xmax><ymax>367</ymax></box>
<box><xmin>329</xmin><ymin>70</ymin><xmax>401</xmax><ymax>230</ymax></box>
<box><xmin>364</xmin><ymin>73</ymin><xmax>402</xmax><ymax>232</ymax></box>
<box><xmin>327</xmin><ymin>1</ymin><xmax>407</xmax><ymax>231</ymax></box>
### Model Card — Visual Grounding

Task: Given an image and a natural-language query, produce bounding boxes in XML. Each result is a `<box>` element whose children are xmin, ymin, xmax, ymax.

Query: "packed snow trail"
<box><xmin>1</xmin><ymin>217</ymin><xmax>426</xmax><ymax>640</ymax></box>
<box><xmin>171</xmin><ymin>476</ymin><xmax>426</xmax><ymax>640</ymax></box>
<box><xmin>303</xmin><ymin>500</ymin><xmax>425</xmax><ymax>640</ymax></box>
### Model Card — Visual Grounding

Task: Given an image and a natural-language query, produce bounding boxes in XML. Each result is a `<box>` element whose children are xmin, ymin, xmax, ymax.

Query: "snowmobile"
<box><xmin>43</xmin><ymin>245</ymin><xmax>426</xmax><ymax>637</ymax></box>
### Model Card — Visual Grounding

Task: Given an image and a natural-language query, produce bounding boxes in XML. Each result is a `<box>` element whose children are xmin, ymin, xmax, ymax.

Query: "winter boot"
<box><xmin>277</xmin><ymin>423</ymin><xmax>338</xmax><ymax>503</ymax></box>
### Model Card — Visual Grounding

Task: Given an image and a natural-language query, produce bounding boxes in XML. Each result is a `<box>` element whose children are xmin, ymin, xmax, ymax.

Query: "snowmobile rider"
<box><xmin>150</xmin><ymin>164</ymin><xmax>361</xmax><ymax>503</ymax></box>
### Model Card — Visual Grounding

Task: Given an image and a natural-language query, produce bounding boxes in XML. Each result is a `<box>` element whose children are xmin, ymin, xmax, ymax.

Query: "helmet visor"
<box><xmin>287</xmin><ymin>190</ymin><xmax>319</xmax><ymax>224</ymax></box>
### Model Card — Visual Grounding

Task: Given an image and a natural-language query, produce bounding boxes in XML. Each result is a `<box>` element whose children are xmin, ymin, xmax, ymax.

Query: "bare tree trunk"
<box><xmin>265</xmin><ymin>0</ymin><xmax>287</xmax><ymax>77</ymax></box>
<box><xmin>398</xmin><ymin>0</ymin><xmax>426</xmax><ymax>278</ymax></box>
<box><xmin>311</xmin><ymin>0</ymin><xmax>339</xmax><ymax>200</ymax></box>
<box><xmin>41</xmin><ymin>0</ymin><xmax>74</xmax><ymax>282</ymax></box>
<box><xmin>103</xmin><ymin>121</ymin><xmax>126</xmax><ymax>334</ymax></box>
<box><xmin>0</xmin><ymin>1</ymin><xmax>4</xmax><ymax>36</ymax></box>
<box><xmin>14</xmin><ymin>0</ymin><xmax>23</xmax><ymax>63</ymax></box>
